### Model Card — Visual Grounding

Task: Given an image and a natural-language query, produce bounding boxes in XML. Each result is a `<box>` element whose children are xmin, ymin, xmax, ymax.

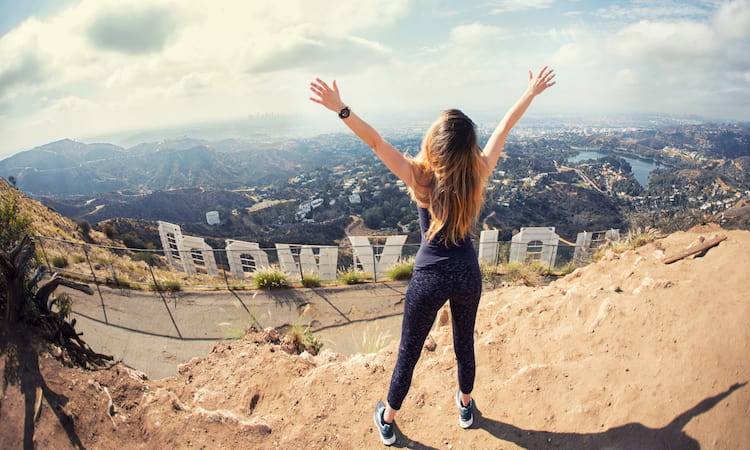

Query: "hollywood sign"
<box><xmin>158</xmin><ymin>221</ymin><xmax>618</xmax><ymax>281</ymax></box>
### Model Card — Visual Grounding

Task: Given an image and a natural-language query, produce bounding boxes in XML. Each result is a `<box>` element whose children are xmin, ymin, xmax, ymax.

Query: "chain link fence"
<box><xmin>35</xmin><ymin>234</ymin><xmax>591</xmax><ymax>293</ymax></box>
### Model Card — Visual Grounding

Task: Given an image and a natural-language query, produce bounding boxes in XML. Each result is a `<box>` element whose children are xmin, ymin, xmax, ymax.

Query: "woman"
<box><xmin>309</xmin><ymin>67</ymin><xmax>555</xmax><ymax>445</ymax></box>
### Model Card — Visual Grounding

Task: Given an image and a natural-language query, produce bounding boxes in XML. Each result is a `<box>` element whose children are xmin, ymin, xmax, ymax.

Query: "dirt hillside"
<box><xmin>2</xmin><ymin>224</ymin><xmax>749</xmax><ymax>449</ymax></box>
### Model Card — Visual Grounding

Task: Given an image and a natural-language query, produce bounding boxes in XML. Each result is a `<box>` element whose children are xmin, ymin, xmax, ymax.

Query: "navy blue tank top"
<box><xmin>414</xmin><ymin>206</ymin><xmax>476</xmax><ymax>269</ymax></box>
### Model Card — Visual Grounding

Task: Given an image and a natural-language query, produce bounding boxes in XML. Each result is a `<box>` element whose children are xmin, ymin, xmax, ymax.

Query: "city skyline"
<box><xmin>1</xmin><ymin>0</ymin><xmax>749</xmax><ymax>158</ymax></box>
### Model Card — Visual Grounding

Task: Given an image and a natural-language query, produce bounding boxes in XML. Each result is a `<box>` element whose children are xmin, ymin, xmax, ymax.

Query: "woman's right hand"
<box><xmin>527</xmin><ymin>66</ymin><xmax>556</xmax><ymax>97</ymax></box>
<box><xmin>309</xmin><ymin>78</ymin><xmax>347</xmax><ymax>113</ymax></box>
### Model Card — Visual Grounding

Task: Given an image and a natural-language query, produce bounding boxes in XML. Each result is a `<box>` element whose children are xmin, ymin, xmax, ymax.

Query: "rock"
<box><xmin>602</xmin><ymin>250</ymin><xmax>620</xmax><ymax>261</ymax></box>
<box><xmin>424</xmin><ymin>335</ymin><xmax>437</xmax><ymax>352</ymax></box>
<box><xmin>263</xmin><ymin>327</ymin><xmax>280</xmax><ymax>342</ymax></box>
<box><xmin>437</xmin><ymin>307</ymin><xmax>450</xmax><ymax>327</ymax></box>
<box><xmin>300</xmin><ymin>351</ymin><xmax>315</xmax><ymax>363</ymax></box>
<box><xmin>564</xmin><ymin>270</ymin><xmax>582</xmax><ymax>281</ymax></box>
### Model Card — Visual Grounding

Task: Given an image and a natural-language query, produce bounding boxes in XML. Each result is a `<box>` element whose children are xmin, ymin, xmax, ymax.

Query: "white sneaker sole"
<box><xmin>380</xmin><ymin>433</ymin><xmax>396</xmax><ymax>445</ymax></box>
<box><xmin>456</xmin><ymin>392</ymin><xmax>473</xmax><ymax>429</ymax></box>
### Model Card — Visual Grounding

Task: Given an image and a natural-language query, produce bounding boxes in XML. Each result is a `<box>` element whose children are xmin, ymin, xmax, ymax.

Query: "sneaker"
<box><xmin>373</xmin><ymin>401</ymin><xmax>396</xmax><ymax>445</ymax></box>
<box><xmin>455</xmin><ymin>390</ymin><xmax>474</xmax><ymax>429</ymax></box>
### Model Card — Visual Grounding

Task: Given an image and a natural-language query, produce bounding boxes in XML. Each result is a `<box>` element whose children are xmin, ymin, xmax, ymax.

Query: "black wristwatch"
<box><xmin>338</xmin><ymin>106</ymin><xmax>351</xmax><ymax>119</ymax></box>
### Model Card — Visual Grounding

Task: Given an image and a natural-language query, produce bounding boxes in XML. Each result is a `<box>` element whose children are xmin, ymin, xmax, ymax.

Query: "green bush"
<box><xmin>75</xmin><ymin>219</ymin><xmax>91</xmax><ymax>236</ymax></box>
<box><xmin>339</xmin><ymin>268</ymin><xmax>370</xmax><ymax>285</ymax></box>
<box><xmin>301</xmin><ymin>273</ymin><xmax>321</xmax><ymax>288</ymax></box>
<box><xmin>288</xmin><ymin>324</ymin><xmax>323</xmax><ymax>355</ymax></box>
<box><xmin>593</xmin><ymin>228</ymin><xmax>659</xmax><ymax>262</ymax></box>
<box><xmin>0</xmin><ymin>193</ymin><xmax>32</xmax><ymax>251</ymax></box>
<box><xmin>254</xmin><ymin>268</ymin><xmax>289</xmax><ymax>289</ymax></box>
<box><xmin>627</xmin><ymin>231</ymin><xmax>657</xmax><ymax>249</ymax></box>
<box><xmin>50</xmin><ymin>255</ymin><xmax>68</xmax><ymax>268</ymax></box>
<box><xmin>109</xmin><ymin>276</ymin><xmax>128</xmax><ymax>287</ymax></box>
<box><xmin>527</xmin><ymin>261</ymin><xmax>552</xmax><ymax>276</ymax></box>
<box><xmin>131</xmin><ymin>251</ymin><xmax>158</xmax><ymax>266</ymax></box>
<box><xmin>556</xmin><ymin>262</ymin><xmax>579</xmax><ymax>275</ymax></box>
<box><xmin>502</xmin><ymin>261</ymin><xmax>541</xmax><ymax>287</ymax></box>
<box><xmin>479</xmin><ymin>263</ymin><xmax>499</xmax><ymax>282</ymax></box>
<box><xmin>150</xmin><ymin>280</ymin><xmax>181</xmax><ymax>293</ymax></box>
<box><xmin>101</xmin><ymin>223</ymin><xmax>118</xmax><ymax>239</ymax></box>
<box><xmin>387</xmin><ymin>258</ymin><xmax>413</xmax><ymax>281</ymax></box>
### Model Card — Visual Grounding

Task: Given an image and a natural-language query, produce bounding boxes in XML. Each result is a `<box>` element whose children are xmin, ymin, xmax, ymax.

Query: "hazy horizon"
<box><xmin>1</xmin><ymin>0</ymin><xmax>749</xmax><ymax>159</ymax></box>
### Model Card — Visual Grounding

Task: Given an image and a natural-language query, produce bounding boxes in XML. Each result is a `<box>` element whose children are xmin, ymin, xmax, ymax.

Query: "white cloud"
<box><xmin>609</xmin><ymin>20</ymin><xmax>718</xmax><ymax>64</ymax></box>
<box><xmin>712</xmin><ymin>0</ymin><xmax>750</xmax><ymax>40</ymax></box>
<box><xmin>449</xmin><ymin>22</ymin><xmax>510</xmax><ymax>44</ymax></box>
<box><xmin>43</xmin><ymin>95</ymin><xmax>96</xmax><ymax>114</ymax></box>
<box><xmin>547</xmin><ymin>26</ymin><xmax>587</xmax><ymax>42</ymax></box>
<box><xmin>86</xmin><ymin>6</ymin><xmax>179</xmax><ymax>54</ymax></box>
<box><xmin>490</xmin><ymin>0</ymin><xmax>555</xmax><ymax>15</ymax></box>
<box><xmin>0</xmin><ymin>0</ymin><xmax>412</xmax><ymax>154</ymax></box>
<box><xmin>548</xmin><ymin>0</ymin><xmax>750</xmax><ymax>118</ymax></box>
<box><xmin>613</xmin><ymin>68</ymin><xmax>641</xmax><ymax>89</ymax></box>
<box><xmin>0</xmin><ymin>0</ymin><xmax>411</xmax><ymax>100</ymax></box>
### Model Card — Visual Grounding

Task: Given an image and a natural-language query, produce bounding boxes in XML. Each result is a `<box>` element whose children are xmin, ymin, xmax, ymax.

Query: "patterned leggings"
<box><xmin>386</xmin><ymin>259</ymin><xmax>482</xmax><ymax>410</ymax></box>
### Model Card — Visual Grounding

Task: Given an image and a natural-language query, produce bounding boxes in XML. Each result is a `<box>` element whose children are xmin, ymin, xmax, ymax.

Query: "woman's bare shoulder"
<box><xmin>410</xmin><ymin>161</ymin><xmax>432</xmax><ymax>186</ymax></box>
<box><xmin>409</xmin><ymin>162</ymin><xmax>432</xmax><ymax>206</ymax></box>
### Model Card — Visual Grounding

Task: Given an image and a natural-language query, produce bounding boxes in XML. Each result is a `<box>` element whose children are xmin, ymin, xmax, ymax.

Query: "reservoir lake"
<box><xmin>567</xmin><ymin>150</ymin><xmax>662</xmax><ymax>187</ymax></box>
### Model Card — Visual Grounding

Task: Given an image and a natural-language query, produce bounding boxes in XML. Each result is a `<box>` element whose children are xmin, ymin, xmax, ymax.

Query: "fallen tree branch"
<box><xmin>663</xmin><ymin>235</ymin><xmax>727</xmax><ymax>264</ymax></box>
<box><xmin>103</xmin><ymin>386</ymin><xmax>117</xmax><ymax>427</ymax></box>
<box><xmin>34</xmin><ymin>386</ymin><xmax>43</xmax><ymax>422</ymax></box>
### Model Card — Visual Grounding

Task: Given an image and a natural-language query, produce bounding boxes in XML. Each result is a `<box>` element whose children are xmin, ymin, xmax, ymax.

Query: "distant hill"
<box><xmin>41</xmin><ymin>187</ymin><xmax>257</xmax><ymax>223</ymax></box>
<box><xmin>0</xmin><ymin>136</ymin><xmax>370</xmax><ymax>197</ymax></box>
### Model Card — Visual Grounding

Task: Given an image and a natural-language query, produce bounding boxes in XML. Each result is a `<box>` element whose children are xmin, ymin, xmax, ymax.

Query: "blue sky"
<box><xmin>1</xmin><ymin>0</ymin><xmax>749</xmax><ymax>157</ymax></box>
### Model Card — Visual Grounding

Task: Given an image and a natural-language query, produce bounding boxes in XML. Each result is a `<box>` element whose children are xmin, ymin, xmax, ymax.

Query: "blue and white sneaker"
<box><xmin>373</xmin><ymin>401</ymin><xmax>396</xmax><ymax>445</ymax></box>
<box><xmin>455</xmin><ymin>391</ymin><xmax>474</xmax><ymax>429</ymax></box>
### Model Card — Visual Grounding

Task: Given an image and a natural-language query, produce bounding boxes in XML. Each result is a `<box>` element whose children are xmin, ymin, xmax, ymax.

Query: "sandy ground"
<box><xmin>2</xmin><ymin>224</ymin><xmax>749</xmax><ymax>449</ymax></box>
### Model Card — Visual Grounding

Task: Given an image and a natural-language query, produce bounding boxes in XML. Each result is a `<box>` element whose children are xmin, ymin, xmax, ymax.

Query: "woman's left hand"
<box><xmin>309</xmin><ymin>78</ymin><xmax>346</xmax><ymax>113</ymax></box>
<box><xmin>527</xmin><ymin>66</ymin><xmax>556</xmax><ymax>97</ymax></box>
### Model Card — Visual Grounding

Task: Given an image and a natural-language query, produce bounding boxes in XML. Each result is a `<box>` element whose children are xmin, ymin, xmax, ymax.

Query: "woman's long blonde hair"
<box><xmin>410</xmin><ymin>109</ymin><xmax>486</xmax><ymax>246</ymax></box>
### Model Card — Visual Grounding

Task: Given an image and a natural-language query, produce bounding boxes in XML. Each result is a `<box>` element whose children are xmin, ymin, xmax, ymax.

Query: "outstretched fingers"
<box><xmin>308</xmin><ymin>78</ymin><xmax>344</xmax><ymax>111</ymax></box>
<box><xmin>315</xmin><ymin>78</ymin><xmax>331</xmax><ymax>90</ymax></box>
<box><xmin>527</xmin><ymin>66</ymin><xmax>556</xmax><ymax>95</ymax></box>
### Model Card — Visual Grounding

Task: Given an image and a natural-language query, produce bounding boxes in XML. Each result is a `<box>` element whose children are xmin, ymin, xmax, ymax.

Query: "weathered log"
<box><xmin>662</xmin><ymin>235</ymin><xmax>727</xmax><ymax>264</ymax></box>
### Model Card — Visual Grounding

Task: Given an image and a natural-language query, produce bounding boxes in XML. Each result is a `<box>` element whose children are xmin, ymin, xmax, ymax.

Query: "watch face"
<box><xmin>339</xmin><ymin>107</ymin><xmax>350</xmax><ymax>119</ymax></box>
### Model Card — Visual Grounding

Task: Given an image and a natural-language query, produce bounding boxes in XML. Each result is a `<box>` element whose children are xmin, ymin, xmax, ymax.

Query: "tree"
<box><xmin>0</xmin><ymin>192</ymin><xmax>32</xmax><ymax>250</ymax></box>
<box><xmin>0</xmin><ymin>193</ymin><xmax>111</xmax><ymax>366</ymax></box>
<box><xmin>75</xmin><ymin>219</ymin><xmax>92</xmax><ymax>236</ymax></box>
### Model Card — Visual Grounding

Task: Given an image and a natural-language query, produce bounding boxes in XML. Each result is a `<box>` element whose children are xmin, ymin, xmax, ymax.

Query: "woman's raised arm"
<box><xmin>309</xmin><ymin>78</ymin><xmax>416</xmax><ymax>188</ymax></box>
<box><xmin>480</xmin><ymin>67</ymin><xmax>556</xmax><ymax>178</ymax></box>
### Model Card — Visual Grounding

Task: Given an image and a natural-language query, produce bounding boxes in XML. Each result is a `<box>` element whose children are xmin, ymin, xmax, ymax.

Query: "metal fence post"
<box><xmin>83</xmin><ymin>244</ymin><xmax>109</xmax><ymax>324</ymax></box>
<box><xmin>147</xmin><ymin>264</ymin><xmax>183</xmax><ymax>339</ymax></box>
<box><xmin>36</xmin><ymin>235</ymin><xmax>53</xmax><ymax>270</ymax></box>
